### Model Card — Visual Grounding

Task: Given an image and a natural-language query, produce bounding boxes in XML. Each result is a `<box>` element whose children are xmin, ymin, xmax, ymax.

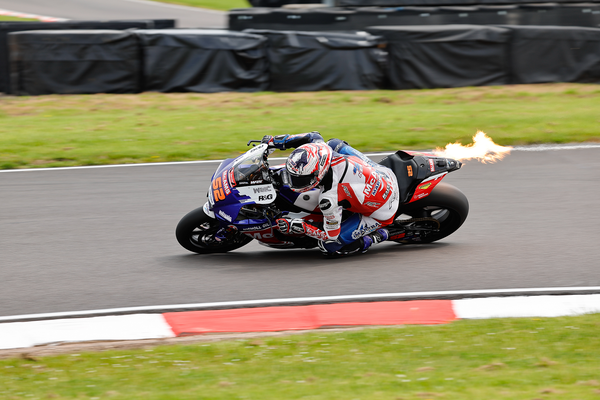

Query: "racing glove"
<box><xmin>277</xmin><ymin>218</ymin><xmax>329</xmax><ymax>241</ymax></box>
<box><xmin>261</xmin><ymin>135</ymin><xmax>275</xmax><ymax>148</ymax></box>
<box><xmin>276</xmin><ymin>218</ymin><xmax>306</xmax><ymax>235</ymax></box>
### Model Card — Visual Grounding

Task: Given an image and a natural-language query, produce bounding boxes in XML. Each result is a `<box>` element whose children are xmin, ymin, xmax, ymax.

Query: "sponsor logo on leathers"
<box><xmin>351</xmin><ymin>220</ymin><xmax>381</xmax><ymax>240</ymax></box>
<box><xmin>342</xmin><ymin>185</ymin><xmax>352</xmax><ymax>198</ymax></box>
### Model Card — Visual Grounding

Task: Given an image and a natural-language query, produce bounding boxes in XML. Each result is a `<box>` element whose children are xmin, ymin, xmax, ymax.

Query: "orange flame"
<box><xmin>433</xmin><ymin>131</ymin><xmax>512</xmax><ymax>163</ymax></box>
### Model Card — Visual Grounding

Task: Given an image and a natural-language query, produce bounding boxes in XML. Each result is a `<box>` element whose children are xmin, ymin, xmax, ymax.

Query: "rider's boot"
<box><xmin>319</xmin><ymin>228</ymin><xmax>389</xmax><ymax>257</ymax></box>
<box><xmin>360</xmin><ymin>228</ymin><xmax>389</xmax><ymax>253</ymax></box>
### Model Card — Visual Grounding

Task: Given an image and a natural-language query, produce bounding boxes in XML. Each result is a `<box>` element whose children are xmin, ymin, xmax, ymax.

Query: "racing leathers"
<box><xmin>266</xmin><ymin>132</ymin><xmax>400</xmax><ymax>255</ymax></box>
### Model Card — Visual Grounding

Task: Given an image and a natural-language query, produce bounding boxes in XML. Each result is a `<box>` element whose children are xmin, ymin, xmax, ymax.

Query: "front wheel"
<box><xmin>392</xmin><ymin>183</ymin><xmax>469</xmax><ymax>244</ymax></box>
<box><xmin>176</xmin><ymin>207</ymin><xmax>253</xmax><ymax>254</ymax></box>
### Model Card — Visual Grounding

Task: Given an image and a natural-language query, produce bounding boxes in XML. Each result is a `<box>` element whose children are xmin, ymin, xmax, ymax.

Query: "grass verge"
<box><xmin>1</xmin><ymin>314</ymin><xmax>600</xmax><ymax>399</ymax></box>
<box><xmin>149</xmin><ymin>0</ymin><xmax>250</xmax><ymax>11</ymax></box>
<box><xmin>1</xmin><ymin>84</ymin><xmax>599</xmax><ymax>169</ymax></box>
<box><xmin>0</xmin><ymin>16</ymin><xmax>38</xmax><ymax>21</ymax></box>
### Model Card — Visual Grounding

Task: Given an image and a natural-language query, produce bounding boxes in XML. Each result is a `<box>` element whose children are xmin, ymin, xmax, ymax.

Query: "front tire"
<box><xmin>176</xmin><ymin>207</ymin><xmax>253</xmax><ymax>254</ymax></box>
<box><xmin>394</xmin><ymin>183</ymin><xmax>469</xmax><ymax>244</ymax></box>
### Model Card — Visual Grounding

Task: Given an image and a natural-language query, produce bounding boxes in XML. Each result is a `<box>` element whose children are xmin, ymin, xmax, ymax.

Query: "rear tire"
<box><xmin>176</xmin><ymin>207</ymin><xmax>253</xmax><ymax>254</ymax></box>
<box><xmin>394</xmin><ymin>183</ymin><xmax>469</xmax><ymax>244</ymax></box>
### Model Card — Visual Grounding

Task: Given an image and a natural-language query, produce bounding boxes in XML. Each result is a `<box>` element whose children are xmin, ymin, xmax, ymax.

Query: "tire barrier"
<box><xmin>228</xmin><ymin>4</ymin><xmax>600</xmax><ymax>31</ymax></box>
<box><xmin>9</xmin><ymin>30</ymin><xmax>142</xmax><ymax>96</ymax></box>
<box><xmin>367</xmin><ymin>25</ymin><xmax>512</xmax><ymax>89</ymax></box>
<box><xmin>5</xmin><ymin>25</ymin><xmax>600</xmax><ymax>95</ymax></box>
<box><xmin>244</xmin><ymin>30</ymin><xmax>387</xmax><ymax>91</ymax></box>
<box><xmin>249</xmin><ymin>0</ymin><xmax>320</xmax><ymax>6</ymax></box>
<box><xmin>368</xmin><ymin>24</ymin><xmax>600</xmax><ymax>88</ymax></box>
<box><xmin>336</xmin><ymin>0</ymin><xmax>598</xmax><ymax>5</ymax></box>
<box><xmin>0</xmin><ymin>20</ymin><xmax>176</xmax><ymax>94</ymax></box>
<box><xmin>507</xmin><ymin>25</ymin><xmax>600</xmax><ymax>84</ymax></box>
<box><xmin>136</xmin><ymin>29</ymin><xmax>269</xmax><ymax>93</ymax></box>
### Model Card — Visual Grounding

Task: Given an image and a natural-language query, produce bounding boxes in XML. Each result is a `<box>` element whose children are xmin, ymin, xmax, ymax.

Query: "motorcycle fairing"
<box><xmin>208</xmin><ymin>144</ymin><xmax>278</xmax><ymax>226</ymax></box>
<box><xmin>379</xmin><ymin>150</ymin><xmax>461</xmax><ymax>205</ymax></box>
<box><xmin>409</xmin><ymin>172</ymin><xmax>448</xmax><ymax>203</ymax></box>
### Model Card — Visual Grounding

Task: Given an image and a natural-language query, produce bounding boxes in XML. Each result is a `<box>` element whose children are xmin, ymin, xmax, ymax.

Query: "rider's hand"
<box><xmin>261</xmin><ymin>135</ymin><xmax>275</xmax><ymax>147</ymax></box>
<box><xmin>276</xmin><ymin>218</ymin><xmax>305</xmax><ymax>235</ymax></box>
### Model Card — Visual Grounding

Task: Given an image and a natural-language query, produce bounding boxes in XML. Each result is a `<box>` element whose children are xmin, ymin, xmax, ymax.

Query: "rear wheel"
<box><xmin>392</xmin><ymin>183</ymin><xmax>469</xmax><ymax>244</ymax></box>
<box><xmin>176</xmin><ymin>207</ymin><xmax>253</xmax><ymax>254</ymax></box>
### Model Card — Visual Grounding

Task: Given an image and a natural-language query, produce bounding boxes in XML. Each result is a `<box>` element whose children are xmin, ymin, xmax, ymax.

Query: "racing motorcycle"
<box><xmin>176</xmin><ymin>139</ymin><xmax>469</xmax><ymax>254</ymax></box>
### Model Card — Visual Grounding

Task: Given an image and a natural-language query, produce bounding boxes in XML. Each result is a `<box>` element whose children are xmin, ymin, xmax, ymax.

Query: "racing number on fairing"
<box><xmin>212</xmin><ymin>177</ymin><xmax>226</xmax><ymax>202</ymax></box>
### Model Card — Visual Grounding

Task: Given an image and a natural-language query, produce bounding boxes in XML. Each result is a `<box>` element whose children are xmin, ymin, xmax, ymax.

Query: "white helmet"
<box><xmin>286</xmin><ymin>143</ymin><xmax>333</xmax><ymax>193</ymax></box>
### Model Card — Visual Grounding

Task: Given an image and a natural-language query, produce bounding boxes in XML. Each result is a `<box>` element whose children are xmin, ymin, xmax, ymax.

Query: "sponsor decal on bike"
<box><xmin>246</xmin><ymin>231</ymin><xmax>275</xmax><ymax>240</ymax></box>
<box><xmin>258</xmin><ymin>194</ymin><xmax>273</xmax><ymax>201</ymax></box>
<box><xmin>250</xmin><ymin>180</ymin><xmax>264</xmax><ymax>185</ymax></box>
<box><xmin>236</xmin><ymin>184</ymin><xmax>276</xmax><ymax>204</ymax></box>
<box><xmin>407</xmin><ymin>165</ymin><xmax>413</xmax><ymax>177</ymax></box>
<box><xmin>418</xmin><ymin>183</ymin><xmax>432</xmax><ymax>190</ymax></box>
<box><xmin>253</xmin><ymin>186</ymin><xmax>272</xmax><ymax>194</ymax></box>
<box><xmin>414</xmin><ymin>192</ymin><xmax>429</xmax><ymax>200</ymax></box>
<box><xmin>211</xmin><ymin>176</ymin><xmax>226</xmax><ymax>203</ymax></box>
<box><xmin>218</xmin><ymin>210</ymin><xmax>233</xmax><ymax>222</ymax></box>
<box><xmin>429</xmin><ymin>159</ymin><xmax>435</xmax><ymax>172</ymax></box>
<box><xmin>222</xmin><ymin>171</ymin><xmax>231</xmax><ymax>195</ymax></box>
<box><xmin>240</xmin><ymin>224</ymin><xmax>271</xmax><ymax>232</ymax></box>
<box><xmin>390</xmin><ymin>233</ymin><xmax>406</xmax><ymax>240</ymax></box>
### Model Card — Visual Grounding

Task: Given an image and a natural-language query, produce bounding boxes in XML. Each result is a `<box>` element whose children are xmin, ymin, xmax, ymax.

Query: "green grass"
<box><xmin>1</xmin><ymin>84</ymin><xmax>600</xmax><ymax>169</ymax></box>
<box><xmin>2</xmin><ymin>315</ymin><xmax>600</xmax><ymax>399</ymax></box>
<box><xmin>0</xmin><ymin>16</ymin><xmax>38</xmax><ymax>21</ymax></box>
<box><xmin>150</xmin><ymin>0</ymin><xmax>251</xmax><ymax>11</ymax></box>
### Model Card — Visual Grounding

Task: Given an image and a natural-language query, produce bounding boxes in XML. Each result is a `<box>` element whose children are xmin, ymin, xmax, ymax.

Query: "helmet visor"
<box><xmin>288</xmin><ymin>172</ymin><xmax>317</xmax><ymax>192</ymax></box>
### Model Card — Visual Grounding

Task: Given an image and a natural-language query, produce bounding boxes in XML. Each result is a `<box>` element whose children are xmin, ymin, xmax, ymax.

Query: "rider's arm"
<box><xmin>319</xmin><ymin>194</ymin><xmax>343</xmax><ymax>241</ymax></box>
<box><xmin>262</xmin><ymin>131</ymin><xmax>324</xmax><ymax>150</ymax></box>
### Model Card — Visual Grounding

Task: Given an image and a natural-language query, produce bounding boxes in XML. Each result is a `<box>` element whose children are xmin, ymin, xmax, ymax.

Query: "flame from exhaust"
<box><xmin>433</xmin><ymin>131</ymin><xmax>512</xmax><ymax>163</ymax></box>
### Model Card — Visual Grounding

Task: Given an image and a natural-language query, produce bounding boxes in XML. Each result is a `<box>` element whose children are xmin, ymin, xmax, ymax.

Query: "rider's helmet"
<box><xmin>286</xmin><ymin>142</ymin><xmax>333</xmax><ymax>193</ymax></box>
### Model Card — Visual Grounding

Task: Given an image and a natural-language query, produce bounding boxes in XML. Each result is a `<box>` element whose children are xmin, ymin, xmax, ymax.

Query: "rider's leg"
<box><xmin>318</xmin><ymin>214</ymin><xmax>389</xmax><ymax>255</ymax></box>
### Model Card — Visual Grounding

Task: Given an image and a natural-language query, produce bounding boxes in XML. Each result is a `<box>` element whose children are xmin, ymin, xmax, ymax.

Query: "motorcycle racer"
<box><xmin>262</xmin><ymin>132</ymin><xmax>400</xmax><ymax>256</ymax></box>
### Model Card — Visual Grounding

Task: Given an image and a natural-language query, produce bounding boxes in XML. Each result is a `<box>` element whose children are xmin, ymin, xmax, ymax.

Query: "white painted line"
<box><xmin>0</xmin><ymin>159</ymin><xmax>232</xmax><ymax>173</ymax></box>
<box><xmin>2</xmin><ymin>287</ymin><xmax>600</xmax><ymax>322</ymax></box>
<box><xmin>0</xmin><ymin>8</ymin><xmax>67</xmax><ymax>22</ymax></box>
<box><xmin>512</xmin><ymin>144</ymin><xmax>600</xmax><ymax>151</ymax></box>
<box><xmin>0</xmin><ymin>314</ymin><xmax>175</xmax><ymax>350</ymax></box>
<box><xmin>454</xmin><ymin>294</ymin><xmax>600</xmax><ymax>319</ymax></box>
<box><xmin>1</xmin><ymin>143</ymin><xmax>599</xmax><ymax>174</ymax></box>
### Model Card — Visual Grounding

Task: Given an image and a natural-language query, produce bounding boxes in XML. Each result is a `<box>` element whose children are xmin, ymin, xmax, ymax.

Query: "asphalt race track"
<box><xmin>1</xmin><ymin>146</ymin><xmax>600</xmax><ymax>318</ymax></box>
<box><xmin>0</xmin><ymin>0</ymin><xmax>226</xmax><ymax>28</ymax></box>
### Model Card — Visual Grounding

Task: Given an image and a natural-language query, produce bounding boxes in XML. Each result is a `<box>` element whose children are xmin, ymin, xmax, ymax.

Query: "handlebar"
<box><xmin>247</xmin><ymin>139</ymin><xmax>262</xmax><ymax>147</ymax></box>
